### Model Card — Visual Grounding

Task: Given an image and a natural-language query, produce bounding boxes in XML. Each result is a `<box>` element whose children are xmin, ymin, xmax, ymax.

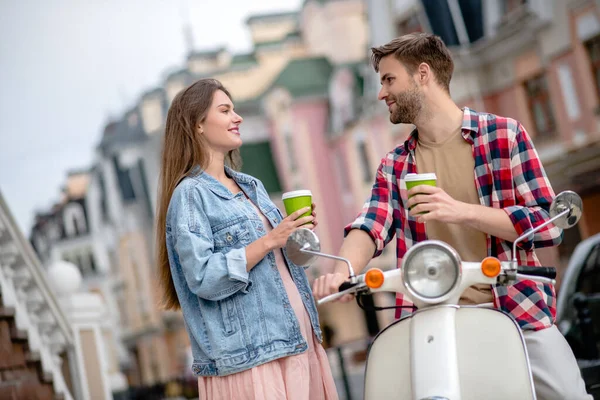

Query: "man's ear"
<box><xmin>417</xmin><ymin>62</ymin><xmax>431</xmax><ymax>85</ymax></box>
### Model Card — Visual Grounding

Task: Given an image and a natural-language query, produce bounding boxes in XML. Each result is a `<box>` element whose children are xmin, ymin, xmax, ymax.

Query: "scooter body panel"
<box><xmin>364</xmin><ymin>306</ymin><xmax>535</xmax><ymax>400</ymax></box>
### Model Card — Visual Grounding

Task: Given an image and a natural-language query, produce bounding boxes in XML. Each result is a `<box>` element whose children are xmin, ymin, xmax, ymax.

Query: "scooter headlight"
<box><xmin>402</xmin><ymin>241</ymin><xmax>461</xmax><ymax>302</ymax></box>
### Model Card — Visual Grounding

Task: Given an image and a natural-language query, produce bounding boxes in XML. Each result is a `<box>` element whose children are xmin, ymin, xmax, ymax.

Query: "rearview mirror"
<box><xmin>285</xmin><ymin>228</ymin><xmax>321</xmax><ymax>266</ymax></box>
<box><xmin>549</xmin><ymin>191</ymin><xmax>583</xmax><ymax>230</ymax></box>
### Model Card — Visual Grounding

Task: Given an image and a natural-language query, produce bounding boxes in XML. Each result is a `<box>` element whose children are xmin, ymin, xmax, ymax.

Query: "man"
<box><xmin>313</xmin><ymin>33</ymin><xmax>591</xmax><ymax>399</ymax></box>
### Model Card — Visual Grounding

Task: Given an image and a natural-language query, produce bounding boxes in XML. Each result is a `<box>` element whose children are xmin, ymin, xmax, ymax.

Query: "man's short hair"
<box><xmin>371</xmin><ymin>33</ymin><xmax>454</xmax><ymax>93</ymax></box>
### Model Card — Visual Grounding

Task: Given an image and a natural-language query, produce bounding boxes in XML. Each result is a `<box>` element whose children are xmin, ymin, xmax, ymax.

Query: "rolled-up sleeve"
<box><xmin>169</xmin><ymin>184</ymin><xmax>252</xmax><ymax>301</ymax></box>
<box><xmin>344</xmin><ymin>156</ymin><xmax>397</xmax><ymax>257</ymax></box>
<box><xmin>174</xmin><ymin>225</ymin><xmax>251</xmax><ymax>301</ymax></box>
<box><xmin>504</xmin><ymin>123</ymin><xmax>563</xmax><ymax>250</ymax></box>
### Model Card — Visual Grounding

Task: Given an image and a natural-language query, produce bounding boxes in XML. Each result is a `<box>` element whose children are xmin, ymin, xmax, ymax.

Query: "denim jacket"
<box><xmin>165</xmin><ymin>166</ymin><xmax>322</xmax><ymax>376</ymax></box>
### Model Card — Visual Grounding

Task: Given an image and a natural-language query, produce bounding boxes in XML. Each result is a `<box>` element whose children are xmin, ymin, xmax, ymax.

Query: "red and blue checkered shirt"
<box><xmin>345</xmin><ymin>107</ymin><xmax>562</xmax><ymax>331</ymax></box>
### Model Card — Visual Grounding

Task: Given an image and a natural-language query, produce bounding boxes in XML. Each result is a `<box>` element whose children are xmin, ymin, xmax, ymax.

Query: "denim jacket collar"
<box><xmin>190</xmin><ymin>165</ymin><xmax>256</xmax><ymax>200</ymax></box>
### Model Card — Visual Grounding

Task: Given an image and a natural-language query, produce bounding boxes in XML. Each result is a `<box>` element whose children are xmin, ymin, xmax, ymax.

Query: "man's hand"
<box><xmin>311</xmin><ymin>229</ymin><xmax>376</xmax><ymax>303</ymax></box>
<box><xmin>406</xmin><ymin>184</ymin><xmax>519</xmax><ymax>242</ymax></box>
<box><xmin>312</xmin><ymin>271</ymin><xmax>354</xmax><ymax>302</ymax></box>
<box><xmin>406</xmin><ymin>185</ymin><xmax>472</xmax><ymax>224</ymax></box>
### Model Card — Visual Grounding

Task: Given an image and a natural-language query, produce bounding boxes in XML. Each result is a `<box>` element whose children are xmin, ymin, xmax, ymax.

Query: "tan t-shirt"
<box><xmin>415</xmin><ymin>128</ymin><xmax>494</xmax><ymax>305</ymax></box>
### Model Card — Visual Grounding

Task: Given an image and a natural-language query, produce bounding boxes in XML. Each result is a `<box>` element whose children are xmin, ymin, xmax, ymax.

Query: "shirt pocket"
<box><xmin>213</xmin><ymin>221</ymin><xmax>250</xmax><ymax>249</ymax></box>
<box><xmin>266</xmin><ymin>207</ymin><xmax>283</xmax><ymax>226</ymax></box>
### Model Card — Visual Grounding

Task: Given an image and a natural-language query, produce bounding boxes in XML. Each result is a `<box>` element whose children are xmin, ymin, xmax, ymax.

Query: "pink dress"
<box><xmin>198</xmin><ymin>203</ymin><xmax>339</xmax><ymax>400</ymax></box>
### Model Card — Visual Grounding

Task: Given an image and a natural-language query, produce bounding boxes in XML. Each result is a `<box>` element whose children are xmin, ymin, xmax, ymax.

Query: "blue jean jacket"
<box><xmin>165</xmin><ymin>166</ymin><xmax>322</xmax><ymax>376</ymax></box>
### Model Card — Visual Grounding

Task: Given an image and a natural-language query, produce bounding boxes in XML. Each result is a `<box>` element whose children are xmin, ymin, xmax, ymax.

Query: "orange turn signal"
<box><xmin>365</xmin><ymin>268</ymin><xmax>385</xmax><ymax>289</ymax></box>
<box><xmin>481</xmin><ymin>257</ymin><xmax>501</xmax><ymax>278</ymax></box>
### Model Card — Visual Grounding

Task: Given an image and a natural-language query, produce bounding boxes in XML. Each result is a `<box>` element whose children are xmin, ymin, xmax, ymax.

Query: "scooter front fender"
<box><xmin>364</xmin><ymin>305</ymin><xmax>535</xmax><ymax>400</ymax></box>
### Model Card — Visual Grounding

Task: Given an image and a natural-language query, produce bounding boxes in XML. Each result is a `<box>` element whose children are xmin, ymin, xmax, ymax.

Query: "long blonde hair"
<box><xmin>156</xmin><ymin>78</ymin><xmax>241</xmax><ymax>310</ymax></box>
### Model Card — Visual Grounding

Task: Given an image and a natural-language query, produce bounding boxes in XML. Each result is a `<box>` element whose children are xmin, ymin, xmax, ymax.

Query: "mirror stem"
<box><xmin>511</xmin><ymin>207</ymin><xmax>570</xmax><ymax>266</ymax></box>
<box><xmin>300</xmin><ymin>245</ymin><xmax>357</xmax><ymax>283</ymax></box>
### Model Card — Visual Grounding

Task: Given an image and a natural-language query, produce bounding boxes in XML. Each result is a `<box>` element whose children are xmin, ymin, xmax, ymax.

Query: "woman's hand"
<box><xmin>311</xmin><ymin>203</ymin><xmax>318</xmax><ymax>229</ymax></box>
<box><xmin>265</xmin><ymin>207</ymin><xmax>314</xmax><ymax>250</ymax></box>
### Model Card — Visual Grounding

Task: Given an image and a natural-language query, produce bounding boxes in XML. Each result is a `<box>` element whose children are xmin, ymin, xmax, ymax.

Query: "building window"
<box><xmin>524</xmin><ymin>74</ymin><xmax>556</xmax><ymax>139</ymax></box>
<box><xmin>116</xmin><ymin>285</ymin><xmax>129</xmax><ymax>327</ymax></box>
<box><xmin>282</xmin><ymin>121</ymin><xmax>297</xmax><ymax>173</ymax></box>
<box><xmin>97</xmin><ymin>172</ymin><xmax>110</xmax><ymax>222</ymax></box>
<box><xmin>356</xmin><ymin>136</ymin><xmax>372</xmax><ymax>183</ymax></box>
<box><xmin>285</xmin><ymin>134</ymin><xmax>297</xmax><ymax>172</ymax></box>
<box><xmin>334</xmin><ymin>151</ymin><xmax>350</xmax><ymax>191</ymax></box>
<box><xmin>75</xmin><ymin>253</ymin><xmax>85</xmax><ymax>275</ymax></box>
<box><xmin>585</xmin><ymin>36</ymin><xmax>600</xmax><ymax>101</ymax></box>
<box><xmin>89</xmin><ymin>252</ymin><xmax>97</xmax><ymax>273</ymax></box>
<box><xmin>137</xmin><ymin>159</ymin><xmax>154</xmax><ymax>220</ymax></box>
<box><xmin>239</xmin><ymin>141</ymin><xmax>282</xmax><ymax>193</ymax></box>
<box><xmin>112</xmin><ymin>156</ymin><xmax>136</xmax><ymax>202</ymax></box>
<box><xmin>141</xmin><ymin>97</ymin><xmax>163</xmax><ymax>134</ymax></box>
<box><xmin>130</xmin><ymin>258</ymin><xmax>149</xmax><ymax>317</ymax></box>
<box><xmin>557</xmin><ymin>64</ymin><xmax>581</xmax><ymax>121</ymax></box>
<box><xmin>63</xmin><ymin>203</ymin><xmax>87</xmax><ymax>238</ymax></box>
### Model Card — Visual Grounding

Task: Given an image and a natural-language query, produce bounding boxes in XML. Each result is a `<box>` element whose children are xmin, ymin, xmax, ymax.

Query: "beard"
<box><xmin>388</xmin><ymin>86</ymin><xmax>423</xmax><ymax>125</ymax></box>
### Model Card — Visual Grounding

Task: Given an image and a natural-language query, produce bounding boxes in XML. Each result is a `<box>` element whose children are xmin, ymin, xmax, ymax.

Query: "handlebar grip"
<box><xmin>517</xmin><ymin>266</ymin><xmax>556</xmax><ymax>280</ymax></box>
<box><xmin>338</xmin><ymin>281</ymin><xmax>356</xmax><ymax>292</ymax></box>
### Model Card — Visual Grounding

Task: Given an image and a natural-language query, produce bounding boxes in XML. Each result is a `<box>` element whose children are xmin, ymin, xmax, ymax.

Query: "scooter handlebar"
<box><xmin>339</xmin><ymin>281</ymin><xmax>357</xmax><ymax>292</ymax></box>
<box><xmin>317</xmin><ymin>281</ymin><xmax>367</xmax><ymax>305</ymax></box>
<box><xmin>516</xmin><ymin>266</ymin><xmax>557</xmax><ymax>280</ymax></box>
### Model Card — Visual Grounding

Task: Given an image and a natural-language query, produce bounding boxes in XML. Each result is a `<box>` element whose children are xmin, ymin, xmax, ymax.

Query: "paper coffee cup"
<box><xmin>405</xmin><ymin>173</ymin><xmax>437</xmax><ymax>212</ymax></box>
<box><xmin>282</xmin><ymin>190</ymin><xmax>313</xmax><ymax>219</ymax></box>
<box><xmin>405</xmin><ymin>173</ymin><xmax>437</xmax><ymax>192</ymax></box>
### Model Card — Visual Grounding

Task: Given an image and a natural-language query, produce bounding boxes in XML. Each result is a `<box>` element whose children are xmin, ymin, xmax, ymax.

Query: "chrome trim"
<box><xmin>402</xmin><ymin>240</ymin><xmax>462</xmax><ymax>304</ymax></box>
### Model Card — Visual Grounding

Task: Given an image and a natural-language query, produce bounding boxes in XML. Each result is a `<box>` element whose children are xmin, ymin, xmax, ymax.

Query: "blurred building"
<box><xmin>2</xmin><ymin>185</ymin><xmax>128</xmax><ymax>399</ymax></box>
<box><xmin>28</xmin><ymin>170</ymin><xmax>131</xmax><ymax>393</ymax></box>
<box><xmin>28</xmin><ymin>0</ymin><xmax>378</xmax><ymax>390</ymax></box>
<box><xmin>365</xmin><ymin>0</ymin><xmax>600</xmax><ymax>288</ymax></box>
<box><xmin>27</xmin><ymin>0</ymin><xmax>600</xmax><ymax>393</ymax></box>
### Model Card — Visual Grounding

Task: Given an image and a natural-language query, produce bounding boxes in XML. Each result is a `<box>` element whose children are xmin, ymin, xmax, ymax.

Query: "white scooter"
<box><xmin>286</xmin><ymin>191</ymin><xmax>583</xmax><ymax>400</ymax></box>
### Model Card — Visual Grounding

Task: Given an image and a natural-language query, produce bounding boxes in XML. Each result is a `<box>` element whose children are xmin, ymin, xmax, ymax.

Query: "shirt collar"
<box><xmin>404</xmin><ymin>107</ymin><xmax>480</xmax><ymax>151</ymax></box>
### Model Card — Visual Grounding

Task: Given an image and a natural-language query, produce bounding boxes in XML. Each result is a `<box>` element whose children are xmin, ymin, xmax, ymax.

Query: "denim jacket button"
<box><xmin>226</xmin><ymin>233</ymin><xmax>233</xmax><ymax>242</ymax></box>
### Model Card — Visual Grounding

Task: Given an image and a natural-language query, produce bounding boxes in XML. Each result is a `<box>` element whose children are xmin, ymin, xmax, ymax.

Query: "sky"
<box><xmin>0</xmin><ymin>0</ymin><xmax>303</xmax><ymax>234</ymax></box>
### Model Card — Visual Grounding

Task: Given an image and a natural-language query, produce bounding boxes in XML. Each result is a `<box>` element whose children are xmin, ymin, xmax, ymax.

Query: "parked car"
<box><xmin>556</xmin><ymin>232</ymin><xmax>600</xmax><ymax>397</ymax></box>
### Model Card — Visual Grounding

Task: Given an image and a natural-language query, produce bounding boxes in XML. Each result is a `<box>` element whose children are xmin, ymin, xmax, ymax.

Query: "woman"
<box><xmin>155</xmin><ymin>78</ymin><xmax>338</xmax><ymax>400</ymax></box>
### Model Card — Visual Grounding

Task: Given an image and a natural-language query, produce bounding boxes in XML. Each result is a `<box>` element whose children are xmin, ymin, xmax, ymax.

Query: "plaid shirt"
<box><xmin>345</xmin><ymin>108</ymin><xmax>562</xmax><ymax>331</ymax></box>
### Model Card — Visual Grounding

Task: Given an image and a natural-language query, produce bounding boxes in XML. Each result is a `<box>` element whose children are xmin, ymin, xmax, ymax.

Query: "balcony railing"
<box><xmin>0</xmin><ymin>189</ymin><xmax>78</xmax><ymax>399</ymax></box>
